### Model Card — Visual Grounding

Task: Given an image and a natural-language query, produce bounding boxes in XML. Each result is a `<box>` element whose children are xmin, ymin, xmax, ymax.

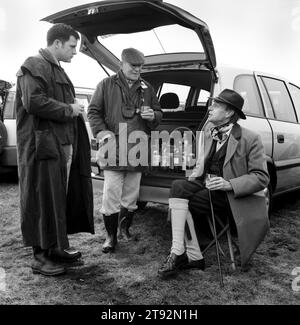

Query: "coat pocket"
<box><xmin>34</xmin><ymin>129</ymin><xmax>59</xmax><ymax>160</ymax></box>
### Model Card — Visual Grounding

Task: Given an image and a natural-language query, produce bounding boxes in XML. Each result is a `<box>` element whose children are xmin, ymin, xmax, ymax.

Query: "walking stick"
<box><xmin>208</xmin><ymin>189</ymin><xmax>224</xmax><ymax>288</ymax></box>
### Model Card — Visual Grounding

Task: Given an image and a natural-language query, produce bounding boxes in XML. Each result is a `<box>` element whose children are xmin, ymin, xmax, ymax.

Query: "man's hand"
<box><xmin>140</xmin><ymin>108</ymin><xmax>155</xmax><ymax>121</ymax></box>
<box><xmin>70</xmin><ymin>103</ymin><xmax>84</xmax><ymax>117</ymax></box>
<box><xmin>205</xmin><ymin>176</ymin><xmax>233</xmax><ymax>191</ymax></box>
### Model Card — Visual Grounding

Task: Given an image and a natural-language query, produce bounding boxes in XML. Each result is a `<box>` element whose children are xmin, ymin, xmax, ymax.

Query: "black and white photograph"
<box><xmin>0</xmin><ymin>0</ymin><xmax>299</xmax><ymax>312</ymax></box>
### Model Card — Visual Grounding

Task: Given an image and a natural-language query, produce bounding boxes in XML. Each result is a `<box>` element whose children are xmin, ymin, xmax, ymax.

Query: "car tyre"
<box><xmin>0</xmin><ymin>121</ymin><xmax>8</xmax><ymax>155</ymax></box>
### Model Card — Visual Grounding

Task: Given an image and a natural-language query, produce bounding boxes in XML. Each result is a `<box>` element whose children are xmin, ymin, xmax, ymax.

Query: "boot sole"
<box><xmin>158</xmin><ymin>260</ymin><xmax>188</xmax><ymax>278</ymax></box>
<box><xmin>102</xmin><ymin>246</ymin><xmax>116</xmax><ymax>254</ymax></box>
<box><xmin>32</xmin><ymin>267</ymin><xmax>66</xmax><ymax>276</ymax></box>
<box><xmin>49</xmin><ymin>256</ymin><xmax>82</xmax><ymax>264</ymax></box>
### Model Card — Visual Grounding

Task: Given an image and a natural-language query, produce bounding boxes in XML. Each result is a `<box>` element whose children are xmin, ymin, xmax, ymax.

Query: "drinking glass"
<box><xmin>140</xmin><ymin>105</ymin><xmax>150</xmax><ymax>113</ymax></box>
<box><xmin>205</xmin><ymin>173</ymin><xmax>218</xmax><ymax>188</ymax></box>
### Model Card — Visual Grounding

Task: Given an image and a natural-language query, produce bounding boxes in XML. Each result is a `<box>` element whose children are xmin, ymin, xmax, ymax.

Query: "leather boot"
<box><xmin>118</xmin><ymin>207</ymin><xmax>135</xmax><ymax>241</ymax></box>
<box><xmin>102</xmin><ymin>213</ymin><xmax>118</xmax><ymax>253</ymax></box>
<box><xmin>31</xmin><ymin>247</ymin><xmax>65</xmax><ymax>276</ymax></box>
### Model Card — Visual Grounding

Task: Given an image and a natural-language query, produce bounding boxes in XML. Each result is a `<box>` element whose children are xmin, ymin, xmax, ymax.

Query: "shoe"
<box><xmin>158</xmin><ymin>252</ymin><xmax>188</xmax><ymax>278</ymax></box>
<box><xmin>180</xmin><ymin>258</ymin><xmax>205</xmax><ymax>270</ymax></box>
<box><xmin>31</xmin><ymin>255</ymin><xmax>65</xmax><ymax>276</ymax></box>
<box><xmin>48</xmin><ymin>247</ymin><xmax>82</xmax><ymax>263</ymax></box>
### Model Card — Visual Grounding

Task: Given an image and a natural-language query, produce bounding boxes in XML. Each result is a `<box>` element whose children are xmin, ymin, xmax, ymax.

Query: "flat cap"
<box><xmin>121</xmin><ymin>48</ymin><xmax>145</xmax><ymax>65</ymax></box>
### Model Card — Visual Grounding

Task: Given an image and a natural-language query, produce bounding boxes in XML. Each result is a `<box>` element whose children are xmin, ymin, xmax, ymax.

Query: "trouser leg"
<box><xmin>100</xmin><ymin>170</ymin><xmax>124</xmax><ymax>216</ymax></box>
<box><xmin>62</xmin><ymin>144</ymin><xmax>73</xmax><ymax>192</ymax></box>
<box><xmin>170</xmin><ymin>178</ymin><xmax>230</xmax><ymax>257</ymax></box>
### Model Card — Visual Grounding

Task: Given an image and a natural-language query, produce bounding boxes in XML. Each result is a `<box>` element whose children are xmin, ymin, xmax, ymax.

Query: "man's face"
<box><xmin>57</xmin><ymin>36</ymin><xmax>78</xmax><ymax>62</ymax></box>
<box><xmin>121</xmin><ymin>61</ymin><xmax>143</xmax><ymax>81</ymax></box>
<box><xmin>207</xmin><ymin>100</ymin><xmax>234</xmax><ymax>125</ymax></box>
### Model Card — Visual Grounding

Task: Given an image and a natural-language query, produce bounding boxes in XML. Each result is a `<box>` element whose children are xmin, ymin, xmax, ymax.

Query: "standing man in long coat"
<box><xmin>15</xmin><ymin>23</ymin><xmax>94</xmax><ymax>276</ymax></box>
<box><xmin>158</xmin><ymin>89</ymin><xmax>270</xmax><ymax>278</ymax></box>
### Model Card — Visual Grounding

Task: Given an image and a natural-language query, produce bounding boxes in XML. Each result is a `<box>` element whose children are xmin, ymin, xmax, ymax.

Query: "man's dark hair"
<box><xmin>47</xmin><ymin>23</ymin><xmax>80</xmax><ymax>46</ymax></box>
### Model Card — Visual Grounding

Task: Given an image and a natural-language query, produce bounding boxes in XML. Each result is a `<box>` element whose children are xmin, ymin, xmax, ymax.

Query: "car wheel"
<box><xmin>0</xmin><ymin>121</ymin><xmax>8</xmax><ymax>155</ymax></box>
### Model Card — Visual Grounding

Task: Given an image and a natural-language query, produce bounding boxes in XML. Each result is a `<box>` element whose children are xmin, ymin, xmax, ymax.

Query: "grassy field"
<box><xmin>0</xmin><ymin>171</ymin><xmax>299</xmax><ymax>305</ymax></box>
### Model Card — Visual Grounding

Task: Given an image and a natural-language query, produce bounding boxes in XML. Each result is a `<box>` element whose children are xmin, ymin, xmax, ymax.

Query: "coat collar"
<box><xmin>115</xmin><ymin>70</ymin><xmax>144</xmax><ymax>91</ymax></box>
<box><xmin>224</xmin><ymin>123</ymin><xmax>241</xmax><ymax>166</ymax></box>
<box><xmin>39</xmin><ymin>48</ymin><xmax>60</xmax><ymax>67</ymax></box>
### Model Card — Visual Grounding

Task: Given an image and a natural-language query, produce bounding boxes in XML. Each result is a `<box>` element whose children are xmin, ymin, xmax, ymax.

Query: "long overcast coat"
<box><xmin>193</xmin><ymin>123</ymin><xmax>270</xmax><ymax>266</ymax></box>
<box><xmin>15</xmin><ymin>49</ymin><xmax>94</xmax><ymax>250</ymax></box>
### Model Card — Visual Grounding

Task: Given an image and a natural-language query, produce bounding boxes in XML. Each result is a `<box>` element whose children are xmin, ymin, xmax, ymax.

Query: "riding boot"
<box><xmin>102</xmin><ymin>213</ymin><xmax>119</xmax><ymax>253</ymax></box>
<box><xmin>31</xmin><ymin>246</ymin><xmax>65</xmax><ymax>276</ymax></box>
<box><xmin>118</xmin><ymin>207</ymin><xmax>135</xmax><ymax>241</ymax></box>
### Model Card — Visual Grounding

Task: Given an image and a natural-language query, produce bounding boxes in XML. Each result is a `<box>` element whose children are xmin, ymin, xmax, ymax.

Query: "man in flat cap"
<box><xmin>88</xmin><ymin>48</ymin><xmax>162</xmax><ymax>253</ymax></box>
<box><xmin>158</xmin><ymin>89</ymin><xmax>270</xmax><ymax>278</ymax></box>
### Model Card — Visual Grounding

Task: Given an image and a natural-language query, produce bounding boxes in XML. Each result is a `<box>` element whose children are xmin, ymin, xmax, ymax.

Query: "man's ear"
<box><xmin>226</xmin><ymin>108</ymin><xmax>234</xmax><ymax>119</ymax></box>
<box><xmin>53</xmin><ymin>39</ymin><xmax>61</xmax><ymax>49</ymax></box>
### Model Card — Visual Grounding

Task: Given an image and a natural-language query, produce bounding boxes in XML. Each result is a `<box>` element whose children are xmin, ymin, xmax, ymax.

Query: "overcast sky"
<box><xmin>1</xmin><ymin>0</ymin><xmax>300</xmax><ymax>88</ymax></box>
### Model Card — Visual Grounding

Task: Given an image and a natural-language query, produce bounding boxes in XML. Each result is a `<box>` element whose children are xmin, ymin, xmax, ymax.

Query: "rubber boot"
<box><xmin>102</xmin><ymin>213</ymin><xmax>119</xmax><ymax>253</ymax></box>
<box><xmin>118</xmin><ymin>207</ymin><xmax>135</xmax><ymax>241</ymax></box>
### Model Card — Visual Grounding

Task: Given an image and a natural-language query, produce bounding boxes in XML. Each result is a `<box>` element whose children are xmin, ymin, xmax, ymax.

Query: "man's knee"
<box><xmin>170</xmin><ymin>179</ymin><xmax>189</xmax><ymax>198</ymax></box>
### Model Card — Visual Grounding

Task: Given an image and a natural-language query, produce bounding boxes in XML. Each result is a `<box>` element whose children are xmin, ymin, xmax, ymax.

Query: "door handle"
<box><xmin>277</xmin><ymin>134</ymin><xmax>284</xmax><ymax>143</ymax></box>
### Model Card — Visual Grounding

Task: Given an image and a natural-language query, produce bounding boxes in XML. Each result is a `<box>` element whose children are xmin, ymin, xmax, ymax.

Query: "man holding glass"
<box><xmin>88</xmin><ymin>48</ymin><xmax>162</xmax><ymax>253</ymax></box>
<box><xmin>158</xmin><ymin>89</ymin><xmax>270</xmax><ymax>278</ymax></box>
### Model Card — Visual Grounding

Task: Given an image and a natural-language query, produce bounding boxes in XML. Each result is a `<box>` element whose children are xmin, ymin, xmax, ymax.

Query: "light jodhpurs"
<box><xmin>100</xmin><ymin>170</ymin><xmax>142</xmax><ymax>216</ymax></box>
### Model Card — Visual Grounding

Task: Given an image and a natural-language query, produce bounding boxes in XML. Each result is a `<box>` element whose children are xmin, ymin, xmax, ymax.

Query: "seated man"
<box><xmin>158</xmin><ymin>89</ymin><xmax>270</xmax><ymax>278</ymax></box>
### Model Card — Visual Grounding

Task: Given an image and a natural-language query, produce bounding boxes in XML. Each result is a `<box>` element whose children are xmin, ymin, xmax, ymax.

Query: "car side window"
<box><xmin>262</xmin><ymin>77</ymin><xmax>297</xmax><ymax>123</ymax></box>
<box><xmin>3</xmin><ymin>91</ymin><xmax>16</xmax><ymax>119</ymax></box>
<box><xmin>256</xmin><ymin>77</ymin><xmax>275</xmax><ymax>118</ymax></box>
<box><xmin>288</xmin><ymin>83</ymin><xmax>300</xmax><ymax>122</ymax></box>
<box><xmin>233</xmin><ymin>74</ymin><xmax>264</xmax><ymax>116</ymax></box>
<box><xmin>159</xmin><ymin>83</ymin><xmax>190</xmax><ymax>111</ymax></box>
<box><xmin>197</xmin><ymin>89</ymin><xmax>210</xmax><ymax>106</ymax></box>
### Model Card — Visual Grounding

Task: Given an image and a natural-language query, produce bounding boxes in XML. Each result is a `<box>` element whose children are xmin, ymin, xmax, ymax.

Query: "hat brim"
<box><xmin>209</xmin><ymin>96</ymin><xmax>246</xmax><ymax>120</ymax></box>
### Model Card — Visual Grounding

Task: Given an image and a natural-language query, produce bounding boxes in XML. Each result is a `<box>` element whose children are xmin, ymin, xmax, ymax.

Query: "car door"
<box><xmin>257</xmin><ymin>75</ymin><xmax>300</xmax><ymax>193</ymax></box>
